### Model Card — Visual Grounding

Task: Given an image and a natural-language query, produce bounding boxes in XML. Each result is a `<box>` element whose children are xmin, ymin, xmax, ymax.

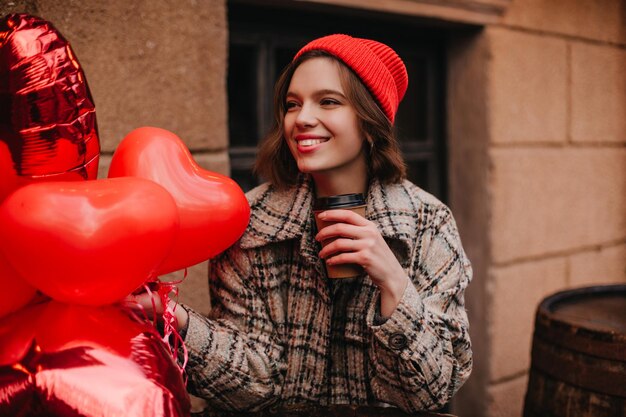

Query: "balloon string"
<box><xmin>158</xmin><ymin>280</ymin><xmax>189</xmax><ymax>381</ymax></box>
<box><xmin>164</xmin><ymin>300</ymin><xmax>189</xmax><ymax>385</ymax></box>
<box><xmin>131</xmin><ymin>272</ymin><xmax>189</xmax><ymax>380</ymax></box>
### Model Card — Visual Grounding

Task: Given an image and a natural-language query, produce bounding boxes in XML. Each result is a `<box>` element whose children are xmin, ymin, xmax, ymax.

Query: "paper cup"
<box><xmin>314</xmin><ymin>193</ymin><xmax>366</xmax><ymax>279</ymax></box>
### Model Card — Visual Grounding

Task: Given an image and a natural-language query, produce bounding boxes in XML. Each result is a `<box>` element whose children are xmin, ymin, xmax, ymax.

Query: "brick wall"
<box><xmin>450</xmin><ymin>0</ymin><xmax>626</xmax><ymax>415</ymax></box>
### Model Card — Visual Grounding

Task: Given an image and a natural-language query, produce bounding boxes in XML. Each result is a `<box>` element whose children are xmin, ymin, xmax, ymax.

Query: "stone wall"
<box><xmin>1</xmin><ymin>0</ymin><xmax>228</xmax><ymax>315</ymax></box>
<box><xmin>449</xmin><ymin>0</ymin><xmax>626</xmax><ymax>415</ymax></box>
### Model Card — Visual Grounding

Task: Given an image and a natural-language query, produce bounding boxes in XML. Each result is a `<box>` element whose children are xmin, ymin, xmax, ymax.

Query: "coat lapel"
<box><xmin>366</xmin><ymin>179</ymin><xmax>416</xmax><ymax>268</ymax></box>
<box><xmin>240</xmin><ymin>176</ymin><xmax>417</xmax><ymax>268</ymax></box>
<box><xmin>239</xmin><ymin>176</ymin><xmax>317</xmax><ymax>265</ymax></box>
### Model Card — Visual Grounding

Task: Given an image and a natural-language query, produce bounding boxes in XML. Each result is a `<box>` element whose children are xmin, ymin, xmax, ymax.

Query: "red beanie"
<box><xmin>293</xmin><ymin>34</ymin><xmax>408</xmax><ymax>123</ymax></box>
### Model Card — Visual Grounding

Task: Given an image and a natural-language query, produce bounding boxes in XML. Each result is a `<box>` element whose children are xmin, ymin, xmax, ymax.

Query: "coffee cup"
<box><xmin>314</xmin><ymin>193</ymin><xmax>366</xmax><ymax>279</ymax></box>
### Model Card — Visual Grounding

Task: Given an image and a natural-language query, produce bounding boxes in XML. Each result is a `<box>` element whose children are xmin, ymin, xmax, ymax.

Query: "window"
<box><xmin>228</xmin><ymin>2</ymin><xmax>447</xmax><ymax>202</ymax></box>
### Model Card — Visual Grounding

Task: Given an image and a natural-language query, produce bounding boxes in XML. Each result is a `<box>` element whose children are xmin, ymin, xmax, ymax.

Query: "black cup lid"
<box><xmin>314</xmin><ymin>193</ymin><xmax>366</xmax><ymax>210</ymax></box>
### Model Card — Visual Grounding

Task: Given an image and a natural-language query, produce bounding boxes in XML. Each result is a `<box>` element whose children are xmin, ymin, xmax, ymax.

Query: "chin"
<box><xmin>296</xmin><ymin>162</ymin><xmax>315</xmax><ymax>174</ymax></box>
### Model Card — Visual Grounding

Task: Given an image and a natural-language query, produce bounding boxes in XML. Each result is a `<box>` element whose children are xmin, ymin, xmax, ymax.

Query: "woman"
<box><xmin>143</xmin><ymin>34</ymin><xmax>472</xmax><ymax>413</ymax></box>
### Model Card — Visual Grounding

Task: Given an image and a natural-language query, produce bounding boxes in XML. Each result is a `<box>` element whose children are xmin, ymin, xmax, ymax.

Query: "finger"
<box><xmin>316</xmin><ymin>222</ymin><xmax>365</xmax><ymax>242</ymax></box>
<box><xmin>326</xmin><ymin>251</ymin><xmax>366</xmax><ymax>267</ymax></box>
<box><xmin>319</xmin><ymin>238</ymin><xmax>364</xmax><ymax>259</ymax></box>
<box><xmin>317</xmin><ymin>209</ymin><xmax>369</xmax><ymax>226</ymax></box>
<box><xmin>128</xmin><ymin>292</ymin><xmax>164</xmax><ymax>315</ymax></box>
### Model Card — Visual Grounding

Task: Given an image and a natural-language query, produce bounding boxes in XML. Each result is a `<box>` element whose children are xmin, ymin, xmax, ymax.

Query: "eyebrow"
<box><xmin>286</xmin><ymin>89</ymin><xmax>347</xmax><ymax>99</ymax></box>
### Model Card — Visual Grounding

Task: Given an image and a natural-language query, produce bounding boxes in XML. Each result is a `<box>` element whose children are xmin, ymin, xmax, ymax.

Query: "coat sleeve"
<box><xmin>366</xmin><ymin>206</ymin><xmax>473</xmax><ymax>412</ymax></box>
<box><xmin>181</xmin><ymin>245</ymin><xmax>286</xmax><ymax>412</ymax></box>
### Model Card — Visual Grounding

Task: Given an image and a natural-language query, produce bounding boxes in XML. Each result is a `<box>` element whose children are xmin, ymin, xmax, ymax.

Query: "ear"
<box><xmin>363</xmin><ymin>132</ymin><xmax>375</xmax><ymax>153</ymax></box>
<box><xmin>362</xmin><ymin>132</ymin><xmax>377</xmax><ymax>178</ymax></box>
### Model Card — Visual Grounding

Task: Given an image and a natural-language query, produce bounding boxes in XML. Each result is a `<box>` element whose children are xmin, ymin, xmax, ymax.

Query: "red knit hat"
<box><xmin>293</xmin><ymin>34</ymin><xmax>408</xmax><ymax>123</ymax></box>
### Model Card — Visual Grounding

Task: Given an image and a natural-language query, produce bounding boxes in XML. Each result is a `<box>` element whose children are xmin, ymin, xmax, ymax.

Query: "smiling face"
<box><xmin>283</xmin><ymin>57</ymin><xmax>367</xmax><ymax>182</ymax></box>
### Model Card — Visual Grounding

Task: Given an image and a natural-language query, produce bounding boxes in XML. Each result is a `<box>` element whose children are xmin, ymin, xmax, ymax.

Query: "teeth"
<box><xmin>299</xmin><ymin>139</ymin><xmax>327</xmax><ymax>146</ymax></box>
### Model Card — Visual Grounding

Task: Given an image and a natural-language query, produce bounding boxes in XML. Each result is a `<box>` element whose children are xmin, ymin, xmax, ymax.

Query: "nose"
<box><xmin>294</xmin><ymin>102</ymin><xmax>318</xmax><ymax>128</ymax></box>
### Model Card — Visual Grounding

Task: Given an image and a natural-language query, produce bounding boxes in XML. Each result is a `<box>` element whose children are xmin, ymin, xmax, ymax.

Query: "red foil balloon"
<box><xmin>0</xmin><ymin>13</ymin><xmax>101</xmax><ymax>316</ymax></box>
<box><xmin>0</xmin><ymin>13</ymin><xmax>100</xmax><ymax>200</ymax></box>
<box><xmin>108</xmin><ymin>127</ymin><xmax>250</xmax><ymax>274</ymax></box>
<box><xmin>0</xmin><ymin>253</ymin><xmax>36</xmax><ymax>318</ymax></box>
<box><xmin>0</xmin><ymin>301</ymin><xmax>190</xmax><ymax>416</ymax></box>
<box><xmin>0</xmin><ymin>177</ymin><xmax>179</xmax><ymax>305</ymax></box>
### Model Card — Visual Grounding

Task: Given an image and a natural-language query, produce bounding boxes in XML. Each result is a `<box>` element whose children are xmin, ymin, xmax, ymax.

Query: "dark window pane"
<box><xmin>405</xmin><ymin>158</ymin><xmax>430</xmax><ymax>192</ymax></box>
<box><xmin>228</xmin><ymin>44</ymin><xmax>258</xmax><ymax>148</ymax></box>
<box><xmin>274</xmin><ymin>47</ymin><xmax>298</xmax><ymax>82</ymax></box>
<box><xmin>395</xmin><ymin>56</ymin><xmax>429</xmax><ymax>143</ymax></box>
<box><xmin>230</xmin><ymin>168</ymin><xmax>258</xmax><ymax>192</ymax></box>
<box><xmin>229</xmin><ymin>147</ymin><xmax>258</xmax><ymax>192</ymax></box>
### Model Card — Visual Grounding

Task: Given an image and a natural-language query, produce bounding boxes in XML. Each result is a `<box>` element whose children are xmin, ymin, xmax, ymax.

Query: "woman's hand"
<box><xmin>125</xmin><ymin>291</ymin><xmax>189</xmax><ymax>332</ymax></box>
<box><xmin>315</xmin><ymin>209</ymin><xmax>409</xmax><ymax>317</ymax></box>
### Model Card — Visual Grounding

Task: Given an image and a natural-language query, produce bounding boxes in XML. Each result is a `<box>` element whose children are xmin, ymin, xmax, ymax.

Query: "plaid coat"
<box><xmin>183</xmin><ymin>176</ymin><xmax>472</xmax><ymax>413</ymax></box>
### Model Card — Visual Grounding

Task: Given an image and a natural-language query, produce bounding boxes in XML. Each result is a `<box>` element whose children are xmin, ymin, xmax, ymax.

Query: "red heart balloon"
<box><xmin>0</xmin><ymin>14</ymin><xmax>100</xmax><ymax>186</ymax></box>
<box><xmin>35</xmin><ymin>302</ymin><xmax>151</xmax><ymax>357</ymax></box>
<box><xmin>0</xmin><ymin>177</ymin><xmax>179</xmax><ymax>305</ymax></box>
<box><xmin>108</xmin><ymin>127</ymin><xmax>250</xmax><ymax>274</ymax></box>
<box><xmin>0</xmin><ymin>13</ymin><xmax>101</xmax><ymax>316</ymax></box>
<box><xmin>0</xmin><ymin>301</ymin><xmax>45</xmax><ymax>366</ymax></box>
<box><xmin>0</xmin><ymin>142</ymin><xmax>99</xmax><ymax>203</ymax></box>
<box><xmin>0</xmin><ymin>301</ymin><xmax>151</xmax><ymax>366</ymax></box>
<box><xmin>0</xmin><ymin>252</ymin><xmax>37</xmax><ymax>318</ymax></box>
<box><xmin>0</xmin><ymin>301</ymin><xmax>190</xmax><ymax>416</ymax></box>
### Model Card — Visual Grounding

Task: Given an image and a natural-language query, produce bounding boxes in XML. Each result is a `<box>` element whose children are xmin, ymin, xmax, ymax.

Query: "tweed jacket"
<box><xmin>183</xmin><ymin>176</ymin><xmax>472</xmax><ymax>413</ymax></box>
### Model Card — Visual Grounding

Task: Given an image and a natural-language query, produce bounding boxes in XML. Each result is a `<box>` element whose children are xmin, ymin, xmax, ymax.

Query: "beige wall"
<box><xmin>449</xmin><ymin>1</ymin><xmax>626</xmax><ymax>416</ymax></box>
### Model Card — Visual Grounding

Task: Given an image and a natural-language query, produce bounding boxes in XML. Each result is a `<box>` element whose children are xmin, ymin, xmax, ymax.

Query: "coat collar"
<box><xmin>240</xmin><ymin>175</ymin><xmax>415</xmax><ymax>267</ymax></box>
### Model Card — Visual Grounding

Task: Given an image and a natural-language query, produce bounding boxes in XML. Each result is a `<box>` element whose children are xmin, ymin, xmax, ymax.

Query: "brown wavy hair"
<box><xmin>254</xmin><ymin>51</ymin><xmax>406</xmax><ymax>189</ymax></box>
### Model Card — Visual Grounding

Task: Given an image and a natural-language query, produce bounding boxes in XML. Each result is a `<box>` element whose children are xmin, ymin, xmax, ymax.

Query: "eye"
<box><xmin>320</xmin><ymin>98</ymin><xmax>340</xmax><ymax>106</ymax></box>
<box><xmin>285</xmin><ymin>100</ymin><xmax>300</xmax><ymax>111</ymax></box>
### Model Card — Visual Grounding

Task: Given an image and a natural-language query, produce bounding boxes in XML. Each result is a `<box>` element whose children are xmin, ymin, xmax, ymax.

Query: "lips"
<box><xmin>299</xmin><ymin>138</ymin><xmax>328</xmax><ymax>146</ymax></box>
<box><xmin>295</xmin><ymin>134</ymin><xmax>329</xmax><ymax>150</ymax></box>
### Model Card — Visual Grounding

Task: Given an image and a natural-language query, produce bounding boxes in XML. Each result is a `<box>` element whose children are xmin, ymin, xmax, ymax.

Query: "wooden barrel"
<box><xmin>524</xmin><ymin>285</ymin><xmax>626</xmax><ymax>417</ymax></box>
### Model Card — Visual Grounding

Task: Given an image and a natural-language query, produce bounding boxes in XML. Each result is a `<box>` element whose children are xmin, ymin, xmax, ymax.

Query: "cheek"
<box><xmin>330</xmin><ymin>112</ymin><xmax>361</xmax><ymax>139</ymax></box>
<box><xmin>282</xmin><ymin>119</ymin><xmax>292</xmax><ymax>140</ymax></box>
<box><xmin>283</xmin><ymin>113</ymin><xmax>295</xmax><ymax>134</ymax></box>
<box><xmin>282</xmin><ymin>127</ymin><xmax>298</xmax><ymax>158</ymax></box>
<box><xmin>336</xmin><ymin>123</ymin><xmax>365</xmax><ymax>149</ymax></box>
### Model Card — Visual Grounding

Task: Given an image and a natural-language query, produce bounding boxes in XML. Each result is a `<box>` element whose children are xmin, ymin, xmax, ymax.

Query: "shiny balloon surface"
<box><xmin>108</xmin><ymin>127</ymin><xmax>250</xmax><ymax>274</ymax></box>
<box><xmin>0</xmin><ymin>13</ymin><xmax>101</xmax><ymax>316</ymax></box>
<box><xmin>0</xmin><ymin>301</ymin><xmax>190</xmax><ymax>416</ymax></box>
<box><xmin>0</xmin><ymin>14</ymin><xmax>195</xmax><ymax>417</ymax></box>
<box><xmin>0</xmin><ymin>177</ymin><xmax>179</xmax><ymax>305</ymax></box>
<box><xmin>0</xmin><ymin>13</ymin><xmax>100</xmax><ymax>201</ymax></box>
